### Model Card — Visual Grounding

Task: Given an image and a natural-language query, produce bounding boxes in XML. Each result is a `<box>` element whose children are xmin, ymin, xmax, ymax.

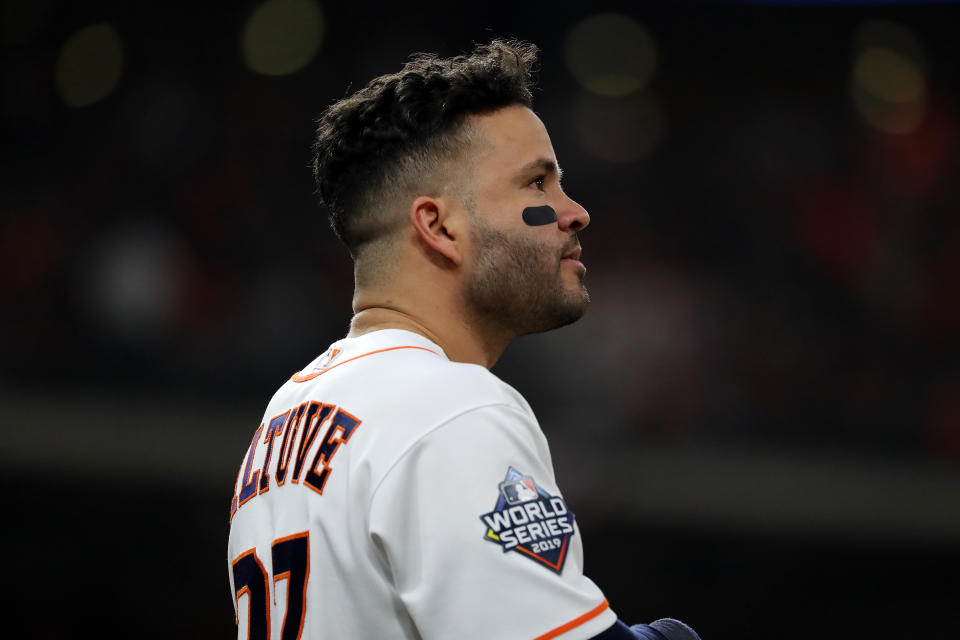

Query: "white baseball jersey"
<box><xmin>227</xmin><ymin>328</ymin><xmax>617</xmax><ymax>639</ymax></box>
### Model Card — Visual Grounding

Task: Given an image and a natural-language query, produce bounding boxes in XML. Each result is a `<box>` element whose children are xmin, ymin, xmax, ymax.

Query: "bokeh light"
<box><xmin>851</xmin><ymin>20</ymin><xmax>927</xmax><ymax>135</ymax></box>
<box><xmin>80</xmin><ymin>221</ymin><xmax>185</xmax><ymax>344</ymax></box>
<box><xmin>54</xmin><ymin>22</ymin><xmax>124</xmax><ymax>108</ymax></box>
<box><xmin>564</xmin><ymin>12</ymin><xmax>658</xmax><ymax>97</ymax></box>
<box><xmin>243</xmin><ymin>0</ymin><xmax>324</xmax><ymax>77</ymax></box>
<box><xmin>854</xmin><ymin>48</ymin><xmax>925</xmax><ymax>105</ymax></box>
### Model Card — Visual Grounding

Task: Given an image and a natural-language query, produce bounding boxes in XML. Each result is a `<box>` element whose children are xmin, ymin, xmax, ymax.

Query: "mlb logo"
<box><xmin>311</xmin><ymin>348</ymin><xmax>342</xmax><ymax>372</ymax></box>
<box><xmin>481</xmin><ymin>467</ymin><xmax>577</xmax><ymax>574</ymax></box>
<box><xmin>500</xmin><ymin>477</ymin><xmax>538</xmax><ymax>504</ymax></box>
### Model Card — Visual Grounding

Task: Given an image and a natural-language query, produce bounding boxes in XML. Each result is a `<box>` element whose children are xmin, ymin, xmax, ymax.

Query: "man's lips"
<box><xmin>561</xmin><ymin>245</ymin><xmax>585</xmax><ymax>270</ymax></box>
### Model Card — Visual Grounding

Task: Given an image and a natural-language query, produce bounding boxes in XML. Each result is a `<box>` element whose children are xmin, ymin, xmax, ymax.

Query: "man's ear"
<box><xmin>409</xmin><ymin>196</ymin><xmax>466</xmax><ymax>266</ymax></box>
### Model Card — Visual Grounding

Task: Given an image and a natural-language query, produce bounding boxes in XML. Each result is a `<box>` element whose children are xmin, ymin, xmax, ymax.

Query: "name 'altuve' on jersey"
<box><xmin>227</xmin><ymin>328</ymin><xmax>618</xmax><ymax>639</ymax></box>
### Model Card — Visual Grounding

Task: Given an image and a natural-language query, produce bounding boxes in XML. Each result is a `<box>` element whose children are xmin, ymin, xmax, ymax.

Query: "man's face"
<box><xmin>461</xmin><ymin>105</ymin><xmax>591</xmax><ymax>336</ymax></box>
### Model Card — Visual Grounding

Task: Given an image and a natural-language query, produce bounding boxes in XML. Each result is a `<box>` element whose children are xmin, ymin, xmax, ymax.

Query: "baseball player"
<box><xmin>227</xmin><ymin>39</ymin><xmax>701</xmax><ymax>640</ymax></box>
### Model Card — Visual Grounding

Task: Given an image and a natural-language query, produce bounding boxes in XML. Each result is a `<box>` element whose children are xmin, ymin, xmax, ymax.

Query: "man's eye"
<box><xmin>531</xmin><ymin>176</ymin><xmax>545</xmax><ymax>191</ymax></box>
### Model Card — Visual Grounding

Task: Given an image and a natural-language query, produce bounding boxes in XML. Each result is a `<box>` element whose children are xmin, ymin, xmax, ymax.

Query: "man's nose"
<box><xmin>555</xmin><ymin>192</ymin><xmax>590</xmax><ymax>232</ymax></box>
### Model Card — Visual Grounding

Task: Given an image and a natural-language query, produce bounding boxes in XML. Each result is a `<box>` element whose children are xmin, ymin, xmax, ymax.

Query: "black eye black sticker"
<box><xmin>522</xmin><ymin>205</ymin><xmax>558</xmax><ymax>226</ymax></box>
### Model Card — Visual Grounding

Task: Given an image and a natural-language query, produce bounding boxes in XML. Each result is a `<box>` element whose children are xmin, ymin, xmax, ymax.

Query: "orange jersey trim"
<box><xmin>290</xmin><ymin>345</ymin><xmax>441</xmax><ymax>382</ymax></box>
<box><xmin>533</xmin><ymin>599</ymin><xmax>610</xmax><ymax>640</ymax></box>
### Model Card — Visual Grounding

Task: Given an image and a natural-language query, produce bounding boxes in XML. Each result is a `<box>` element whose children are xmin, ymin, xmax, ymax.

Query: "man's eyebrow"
<box><xmin>516</xmin><ymin>157</ymin><xmax>563</xmax><ymax>182</ymax></box>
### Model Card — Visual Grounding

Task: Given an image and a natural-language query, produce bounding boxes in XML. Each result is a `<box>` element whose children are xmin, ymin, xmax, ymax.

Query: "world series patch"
<box><xmin>479</xmin><ymin>467</ymin><xmax>575</xmax><ymax>574</ymax></box>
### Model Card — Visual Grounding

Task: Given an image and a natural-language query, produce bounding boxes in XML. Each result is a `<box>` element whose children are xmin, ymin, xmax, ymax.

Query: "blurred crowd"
<box><xmin>2</xmin><ymin>0</ymin><xmax>958</xmax><ymax>463</ymax></box>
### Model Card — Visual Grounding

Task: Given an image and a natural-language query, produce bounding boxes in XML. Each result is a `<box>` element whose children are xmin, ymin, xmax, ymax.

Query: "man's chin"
<box><xmin>560</xmin><ymin>291</ymin><xmax>590</xmax><ymax>326</ymax></box>
<box><xmin>564</xmin><ymin>283</ymin><xmax>590</xmax><ymax>316</ymax></box>
<box><xmin>526</xmin><ymin>290</ymin><xmax>589</xmax><ymax>335</ymax></box>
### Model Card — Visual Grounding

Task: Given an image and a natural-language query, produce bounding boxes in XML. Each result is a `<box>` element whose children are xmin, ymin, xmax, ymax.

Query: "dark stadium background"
<box><xmin>2</xmin><ymin>0</ymin><xmax>958</xmax><ymax>637</ymax></box>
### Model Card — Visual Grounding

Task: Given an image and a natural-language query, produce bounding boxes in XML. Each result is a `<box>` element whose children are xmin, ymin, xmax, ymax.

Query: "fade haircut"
<box><xmin>311</xmin><ymin>39</ymin><xmax>539</xmax><ymax>258</ymax></box>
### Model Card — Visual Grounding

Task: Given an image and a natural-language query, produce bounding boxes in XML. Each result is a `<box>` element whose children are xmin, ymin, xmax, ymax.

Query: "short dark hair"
<box><xmin>311</xmin><ymin>39</ymin><xmax>539</xmax><ymax>255</ymax></box>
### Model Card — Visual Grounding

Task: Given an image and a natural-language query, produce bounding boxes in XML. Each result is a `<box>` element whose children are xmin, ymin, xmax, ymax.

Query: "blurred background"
<box><xmin>2</xmin><ymin>0</ymin><xmax>959</xmax><ymax>637</ymax></box>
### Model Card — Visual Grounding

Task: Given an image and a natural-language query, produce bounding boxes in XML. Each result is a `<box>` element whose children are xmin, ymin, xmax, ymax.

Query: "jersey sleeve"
<box><xmin>368</xmin><ymin>403</ymin><xmax>617</xmax><ymax>640</ymax></box>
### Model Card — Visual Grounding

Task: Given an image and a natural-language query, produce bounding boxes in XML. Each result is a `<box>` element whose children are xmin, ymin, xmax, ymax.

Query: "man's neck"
<box><xmin>347</xmin><ymin>305</ymin><xmax>510</xmax><ymax>369</ymax></box>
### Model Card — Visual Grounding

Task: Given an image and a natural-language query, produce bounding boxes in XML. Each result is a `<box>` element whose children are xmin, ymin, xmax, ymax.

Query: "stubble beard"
<box><xmin>464</xmin><ymin>222</ymin><xmax>589</xmax><ymax>338</ymax></box>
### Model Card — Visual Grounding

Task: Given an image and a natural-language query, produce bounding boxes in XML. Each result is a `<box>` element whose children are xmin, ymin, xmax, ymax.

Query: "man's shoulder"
<box><xmin>350</xmin><ymin>343</ymin><xmax>530</xmax><ymax>418</ymax></box>
<box><xmin>256</xmin><ymin>332</ymin><xmax>537</xmax><ymax>477</ymax></box>
<box><xmin>267</xmin><ymin>329</ymin><xmax>532</xmax><ymax>426</ymax></box>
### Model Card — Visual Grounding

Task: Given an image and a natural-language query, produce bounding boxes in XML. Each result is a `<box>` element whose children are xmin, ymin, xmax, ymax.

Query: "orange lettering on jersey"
<box><xmin>275</xmin><ymin>402</ymin><xmax>308</xmax><ymax>486</ymax></box>
<box><xmin>258</xmin><ymin>410</ymin><xmax>290</xmax><ymax>496</ymax></box>
<box><xmin>237</xmin><ymin>424</ymin><xmax>265</xmax><ymax>508</ymax></box>
<box><xmin>304</xmin><ymin>408</ymin><xmax>362</xmax><ymax>495</ymax></box>
<box><xmin>291</xmin><ymin>402</ymin><xmax>335</xmax><ymax>484</ymax></box>
<box><xmin>231</xmin><ymin>401</ymin><xmax>365</xmax><ymax>520</ymax></box>
<box><xmin>229</xmin><ymin>441</ymin><xmax>249</xmax><ymax>523</ymax></box>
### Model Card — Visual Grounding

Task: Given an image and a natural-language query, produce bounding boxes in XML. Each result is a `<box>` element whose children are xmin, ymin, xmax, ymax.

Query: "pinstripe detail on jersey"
<box><xmin>290</xmin><ymin>345</ymin><xmax>442</xmax><ymax>382</ymax></box>
<box><xmin>533</xmin><ymin>599</ymin><xmax>610</xmax><ymax>640</ymax></box>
